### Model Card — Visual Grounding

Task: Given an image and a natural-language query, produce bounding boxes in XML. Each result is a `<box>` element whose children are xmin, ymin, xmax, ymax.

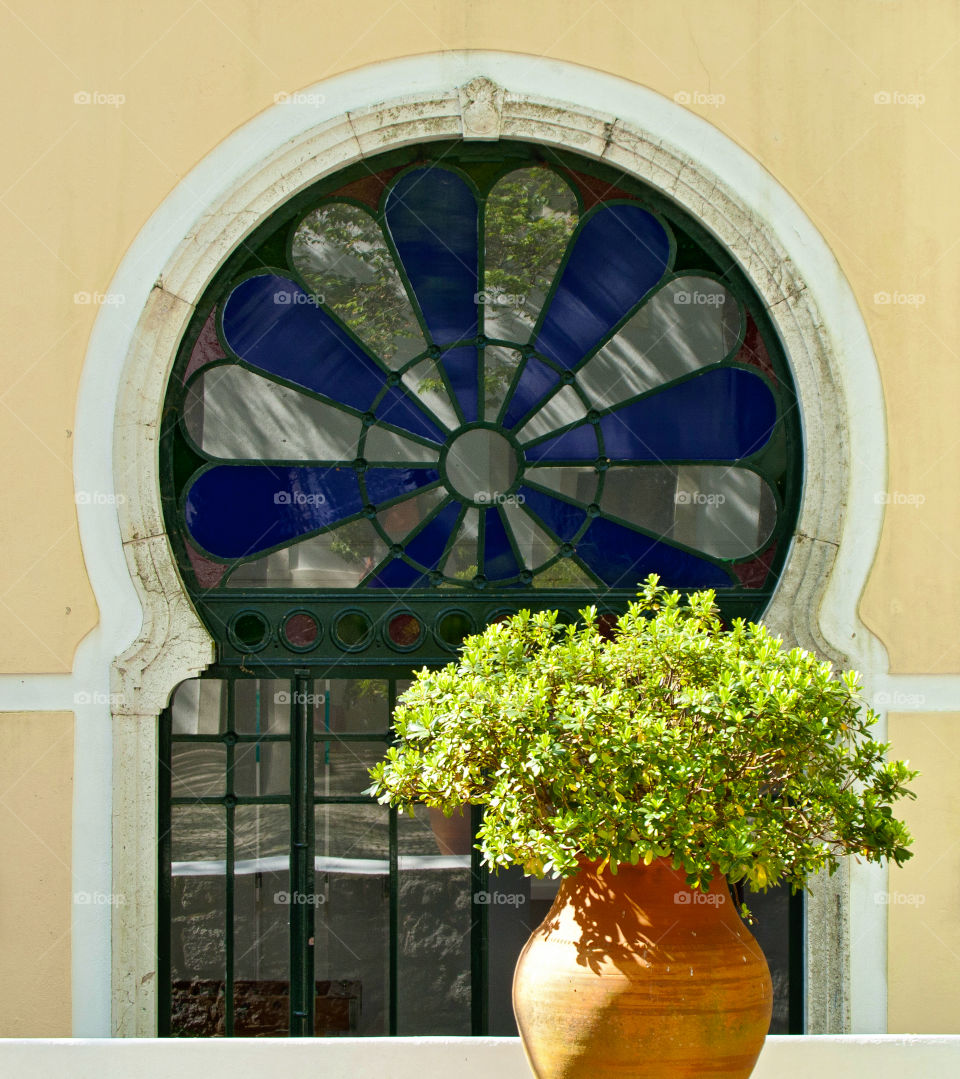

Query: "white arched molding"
<box><xmin>100</xmin><ymin>56</ymin><xmax>886</xmax><ymax>1036</ymax></box>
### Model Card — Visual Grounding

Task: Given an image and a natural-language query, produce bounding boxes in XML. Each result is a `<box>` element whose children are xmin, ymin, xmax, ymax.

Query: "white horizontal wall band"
<box><xmin>1</xmin><ymin>1036</ymin><xmax>959</xmax><ymax>1079</ymax></box>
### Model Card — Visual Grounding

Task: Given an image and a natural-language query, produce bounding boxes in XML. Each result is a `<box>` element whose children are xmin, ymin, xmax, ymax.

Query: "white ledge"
<box><xmin>1</xmin><ymin>1036</ymin><xmax>959</xmax><ymax>1077</ymax></box>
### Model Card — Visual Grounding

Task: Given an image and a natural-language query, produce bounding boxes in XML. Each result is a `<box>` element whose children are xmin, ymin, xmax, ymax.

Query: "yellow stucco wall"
<box><xmin>1</xmin><ymin>0</ymin><xmax>958</xmax><ymax>1035</ymax></box>
<box><xmin>886</xmin><ymin>712</ymin><xmax>960</xmax><ymax>1033</ymax></box>
<box><xmin>0</xmin><ymin>712</ymin><xmax>73</xmax><ymax>1037</ymax></box>
<box><xmin>1</xmin><ymin>0</ymin><xmax>958</xmax><ymax>673</ymax></box>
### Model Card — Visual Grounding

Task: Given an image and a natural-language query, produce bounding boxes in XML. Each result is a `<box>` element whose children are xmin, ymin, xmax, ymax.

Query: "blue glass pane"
<box><xmin>440</xmin><ymin>345</ymin><xmax>480</xmax><ymax>422</ymax></box>
<box><xmin>517</xmin><ymin>486</ymin><xmax>586</xmax><ymax>542</ymax></box>
<box><xmin>522</xmin><ymin>424</ymin><xmax>598</xmax><ymax>463</ymax></box>
<box><xmin>503</xmin><ymin>356</ymin><xmax>560</xmax><ymax>429</ymax></box>
<box><xmin>598</xmin><ymin>368</ymin><xmax>776</xmax><ymax>460</ymax></box>
<box><xmin>484</xmin><ymin>508</ymin><xmax>522</xmax><ymax>580</ymax></box>
<box><xmin>534</xmin><ymin>205</ymin><xmax>671</xmax><ymax>368</ymax></box>
<box><xmin>366</xmin><ymin>558</ymin><xmax>430</xmax><ymax>589</ymax></box>
<box><xmin>185</xmin><ymin>466</ymin><xmax>363</xmax><ymax>559</ymax></box>
<box><xmin>385</xmin><ymin>168</ymin><xmax>478</xmax><ymax>345</ymax></box>
<box><xmin>367</xmin><ymin>500</ymin><xmax>462</xmax><ymax>588</ymax></box>
<box><xmin>404</xmin><ymin>501</ymin><xmax>462</xmax><ymax>568</ymax></box>
<box><xmin>221</xmin><ymin>275</ymin><xmax>444</xmax><ymax>443</ymax></box>
<box><xmin>577</xmin><ymin>518</ymin><xmax>730</xmax><ymax>589</ymax></box>
<box><xmin>363</xmin><ymin>468</ymin><xmax>440</xmax><ymax>506</ymax></box>
<box><xmin>374</xmin><ymin>387</ymin><xmax>447</xmax><ymax>442</ymax></box>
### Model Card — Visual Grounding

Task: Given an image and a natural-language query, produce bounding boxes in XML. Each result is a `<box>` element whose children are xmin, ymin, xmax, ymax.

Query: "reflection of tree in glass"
<box><xmin>484</xmin><ymin>170</ymin><xmax>578</xmax><ymax>305</ymax></box>
<box><xmin>293</xmin><ymin>204</ymin><xmax>424</xmax><ymax>364</ymax></box>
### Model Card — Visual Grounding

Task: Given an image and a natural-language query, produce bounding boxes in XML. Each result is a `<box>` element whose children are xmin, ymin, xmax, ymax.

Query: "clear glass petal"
<box><xmin>600</xmin><ymin>464</ymin><xmax>776</xmax><ymax>559</ymax></box>
<box><xmin>577</xmin><ymin>276</ymin><xmax>743</xmax><ymax>408</ymax></box>
<box><xmin>483</xmin><ymin>168</ymin><xmax>578</xmax><ymax>340</ymax></box>
<box><xmin>184</xmin><ymin>365</ymin><xmax>361</xmax><ymax>461</ymax></box>
<box><xmin>292</xmin><ymin>202</ymin><xmax>426</xmax><ymax>366</ymax></box>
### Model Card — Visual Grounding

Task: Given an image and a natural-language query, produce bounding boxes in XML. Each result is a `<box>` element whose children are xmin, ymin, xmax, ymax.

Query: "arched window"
<box><xmin>158</xmin><ymin>140</ymin><xmax>802</xmax><ymax>1037</ymax></box>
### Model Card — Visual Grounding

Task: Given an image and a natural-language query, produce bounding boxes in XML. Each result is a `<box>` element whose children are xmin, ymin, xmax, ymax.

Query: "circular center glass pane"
<box><xmin>444</xmin><ymin>428</ymin><xmax>520</xmax><ymax>505</ymax></box>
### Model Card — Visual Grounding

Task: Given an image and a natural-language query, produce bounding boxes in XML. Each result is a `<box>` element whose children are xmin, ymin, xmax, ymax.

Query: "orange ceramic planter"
<box><xmin>512</xmin><ymin>858</ymin><xmax>772</xmax><ymax>1079</ymax></box>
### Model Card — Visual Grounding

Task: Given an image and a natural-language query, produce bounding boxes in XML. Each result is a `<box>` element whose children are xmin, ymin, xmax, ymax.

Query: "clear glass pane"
<box><xmin>444</xmin><ymin>429</ymin><xmax>519</xmax><ymax>504</ymax></box>
<box><xmin>233</xmin><ymin>680</ymin><xmax>290</xmax><ymax>735</ymax></box>
<box><xmin>170</xmin><ymin>805</ymin><xmax>226</xmax><ymax>1036</ymax></box>
<box><xmin>441</xmin><ymin>508</ymin><xmax>480</xmax><ymax>580</ymax></box>
<box><xmin>377</xmin><ymin>487</ymin><xmax>447</xmax><ymax>542</ymax></box>
<box><xmin>525</xmin><ymin>465</ymin><xmax>599</xmax><ymax>504</ymax></box>
<box><xmin>576</xmin><ymin>276</ymin><xmax>742</xmax><ymax>409</ymax></box>
<box><xmin>313</xmin><ymin>805</ymin><xmax>389</xmax><ymax>1035</ymax></box>
<box><xmin>483</xmin><ymin>168</ymin><xmax>578</xmax><ymax>340</ymax></box>
<box><xmin>171</xmin><ymin>679</ymin><xmax>226</xmax><ymax>736</ymax></box>
<box><xmin>171</xmin><ymin>744</ymin><xmax>225</xmax><ymax>799</ymax></box>
<box><xmin>233</xmin><ymin>741</ymin><xmax>290</xmax><ymax>798</ymax></box>
<box><xmin>501</xmin><ymin>501</ymin><xmax>555</xmax><ymax>569</ymax></box>
<box><xmin>363</xmin><ymin>426</ymin><xmax>440</xmax><ymax>465</ymax></box>
<box><xmin>600</xmin><ymin>465</ymin><xmax>776</xmax><ymax>559</ymax></box>
<box><xmin>531</xmin><ymin>559</ymin><xmax>599</xmax><ymax>588</ymax></box>
<box><xmin>401</xmin><ymin>358</ymin><xmax>460</xmax><ymax>431</ymax></box>
<box><xmin>183</xmin><ymin>365</ymin><xmax>362</xmax><ymax>461</ymax></box>
<box><xmin>314</xmin><ymin>739</ymin><xmax>385</xmax><ymax>797</ymax></box>
<box><xmin>311</xmin><ymin>679</ymin><xmax>389</xmax><ymax>735</ymax></box>
<box><xmin>292</xmin><ymin>202</ymin><xmax>426</xmax><ymax>366</ymax></box>
<box><xmin>233</xmin><ymin>805</ymin><xmax>290</xmax><ymax>1036</ymax></box>
<box><xmin>396</xmin><ymin>811</ymin><xmax>471</xmax><ymax>1035</ymax></box>
<box><xmin>483</xmin><ymin>345</ymin><xmax>523</xmax><ymax>421</ymax></box>
<box><xmin>514</xmin><ymin>385</ymin><xmax>588</xmax><ymax>442</ymax></box>
<box><xmin>226</xmin><ymin>520</ymin><xmax>389</xmax><ymax>589</ymax></box>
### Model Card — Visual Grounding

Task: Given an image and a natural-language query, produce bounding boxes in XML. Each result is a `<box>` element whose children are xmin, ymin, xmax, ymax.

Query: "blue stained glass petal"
<box><xmin>534</xmin><ymin>205</ymin><xmax>671</xmax><ymax>368</ymax></box>
<box><xmin>484</xmin><ymin>509</ymin><xmax>522</xmax><ymax>580</ymax></box>
<box><xmin>522</xmin><ymin>424</ymin><xmax>598</xmax><ymax>463</ymax></box>
<box><xmin>185</xmin><ymin>466</ymin><xmax>363</xmax><ymax>559</ymax></box>
<box><xmin>363</xmin><ymin>468</ymin><xmax>440</xmax><ymax>506</ymax></box>
<box><xmin>503</xmin><ymin>357</ymin><xmax>560</xmax><ymax>429</ymax></box>
<box><xmin>598</xmin><ymin>368</ymin><xmax>777</xmax><ymax>460</ymax></box>
<box><xmin>385</xmin><ymin>168</ymin><xmax>479</xmax><ymax>345</ymax></box>
<box><xmin>576</xmin><ymin>517</ymin><xmax>730</xmax><ymax>589</ymax></box>
<box><xmin>517</xmin><ymin>486</ymin><xmax>587</xmax><ymax>542</ymax></box>
<box><xmin>221</xmin><ymin>274</ymin><xmax>444</xmax><ymax>443</ymax></box>
<box><xmin>439</xmin><ymin>345</ymin><xmax>480</xmax><ymax>422</ymax></box>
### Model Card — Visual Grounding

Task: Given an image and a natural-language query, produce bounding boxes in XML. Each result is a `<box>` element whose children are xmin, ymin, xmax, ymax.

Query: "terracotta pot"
<box><xmin>427</xmin><ymin>805</ymin><xmax>473</xmax><ymax>855</ymax></box>
<box><xmin>512</xmin><ymin>858</ymin><xmax>772</xmax><ymax>1079</ymax></box>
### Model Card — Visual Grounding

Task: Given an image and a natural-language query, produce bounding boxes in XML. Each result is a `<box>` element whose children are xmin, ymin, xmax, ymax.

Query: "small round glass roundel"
<box><xmin>387</xmin><ymin>612</ymin><xmax>423</xmax><ymax>649</ymax></box>
<box><xmin>444</xmin><ymin>428</ymin><xmax>520</xmax><ymax>506</ymax></box>
<box><xmin>436</xmin><ymin>610</ymin><xmax>473</xmax><ymax>650</ymax></box>
<box><xmin>230</xmin><ymin>611</ymin><xmax>269</xmax><ymax>651</ymax></box>
<box><xmin>282</xmin><ymin>612</ymin><xmax>320</xmax><ymax>650</ymax></box>
<box><xmin>334</xmin><ymin>611</ymin><xmax>373</xmax><ymax>650</ymax></box>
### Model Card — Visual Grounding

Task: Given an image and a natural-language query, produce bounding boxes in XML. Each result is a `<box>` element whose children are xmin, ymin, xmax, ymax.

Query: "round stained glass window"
<box><xmin>163</xmin><ymin>141</ymin><xmax>801</xmax><ymax>641</ymax></box>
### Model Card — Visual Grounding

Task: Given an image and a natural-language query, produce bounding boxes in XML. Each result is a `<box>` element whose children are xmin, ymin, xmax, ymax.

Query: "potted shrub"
<box><xmin>368</xmin><ymin>577</ymin><xmax>916</xmax><ymax>1079</ymax></box>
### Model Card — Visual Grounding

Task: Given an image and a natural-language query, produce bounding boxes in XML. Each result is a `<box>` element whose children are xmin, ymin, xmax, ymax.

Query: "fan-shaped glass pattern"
<box><xmin>164</xmin><ymin>144</ymin><xmax>800</xmax><ymax>636</ymax></box>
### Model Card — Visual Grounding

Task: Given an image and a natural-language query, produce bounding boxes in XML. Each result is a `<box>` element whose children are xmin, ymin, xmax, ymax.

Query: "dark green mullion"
<box><xmin>224</xmin><ymin>679</ymin><xmax>235</xmax><ymax>1037</ymax></box>
<box><xmin>289</xmin><ymin>670</ymin><xmax>314</xmax><ymax>1036</ymax></box>
<box><xmin>388</xmin><ymin>678</ymin><xmax>400</xmax><ymax>1035</ymax></box>
<box><xmin>388</xmin><ymin>805</ymin><xmax>399</xmax><ymax>1035</ymax></box>
<box><xmin>470</xmin><ymin>803</ymin><xmax>488</xmax><ymax>1035</ymax></box>
<box><xmin>158</xmin><ymin>707</ymin><xmax>172</xmax><ymax>1037</ymax></box>
<box><xmin>789</xmin><ymin>889</ymin><xmax>805</xmax><ymax>1033</ymax></box>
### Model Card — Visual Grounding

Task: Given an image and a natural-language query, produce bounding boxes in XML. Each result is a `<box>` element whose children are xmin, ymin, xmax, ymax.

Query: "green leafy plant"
<box><xmin>368</xmin><ymin>576</ymin><xmax>916</xmax><ymax>906</ymax></box>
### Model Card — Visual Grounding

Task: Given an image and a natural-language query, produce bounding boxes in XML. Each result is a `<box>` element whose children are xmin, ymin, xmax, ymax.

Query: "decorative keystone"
<box><xmin>459</xmin><ymin>77</ymin><xmax>504</xmax><ymax>140</ymax></box>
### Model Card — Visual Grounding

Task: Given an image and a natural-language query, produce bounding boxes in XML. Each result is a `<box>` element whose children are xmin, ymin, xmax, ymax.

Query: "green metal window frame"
<box><xmin>158</xmin><ymin>139</ymin><xmax>805</xmax><ymax>1037</ymax></box>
